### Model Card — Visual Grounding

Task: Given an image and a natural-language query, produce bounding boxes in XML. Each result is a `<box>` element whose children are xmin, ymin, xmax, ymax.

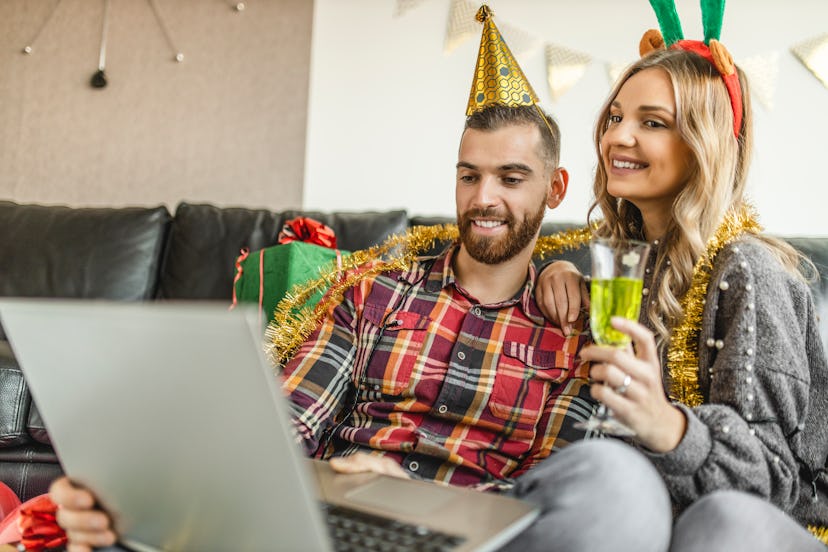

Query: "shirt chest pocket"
<box><xmin>489</xmin><ymin>341</ymin><xmax>569</xmax><ymax>428</ymax></box>
<box><xmin>361</xmin><ymin>305</ymin><xmax>431</xmax><ymax>395</ymax></box>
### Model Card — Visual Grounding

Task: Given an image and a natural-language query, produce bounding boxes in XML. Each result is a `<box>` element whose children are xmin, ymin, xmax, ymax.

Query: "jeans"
<box><xmin>500</xmin><ymin>438</ymin><xmax>673</xmax><ymax>552</ymax></box>
<box><xmin>671</xmin><ymin>490</ymin><xmax>827</xmax><ymax>552</ymax></box>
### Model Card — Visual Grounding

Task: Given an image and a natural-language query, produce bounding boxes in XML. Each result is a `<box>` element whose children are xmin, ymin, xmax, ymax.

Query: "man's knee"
<box><xmin>516</xmin><ymin>439</ymin><xmax>669</xmax><ymax>510</ymax></box>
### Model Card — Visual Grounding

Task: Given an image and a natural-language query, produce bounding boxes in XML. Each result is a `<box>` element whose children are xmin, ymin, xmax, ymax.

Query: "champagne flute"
<box><xmin>575</xmin><ymin>237</ymin><xmax>651</xmax><ymax>436</ymax></box>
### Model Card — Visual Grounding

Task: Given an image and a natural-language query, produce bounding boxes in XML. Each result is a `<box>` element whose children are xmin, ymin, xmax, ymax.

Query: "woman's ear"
<box><xmin>547</xmin><ymin>167</ymin><xmax>569</xmax><ymax>209</ymax></box>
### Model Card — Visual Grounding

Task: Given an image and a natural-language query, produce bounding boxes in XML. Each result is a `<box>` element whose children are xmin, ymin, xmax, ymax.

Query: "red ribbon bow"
<box><xmin>0</xmin><ymin>494</ymin><xmax>67</xmax><ymax>551</ymax></box>
<box><xmin>19</xmin><ymin>495</ymin><xmax>67</xmax><ymax>551</ymax></box>
<box><xmin>277</xmin><ymin>217</ymin><xmax>337</xmax><ymax>249</ymax></box>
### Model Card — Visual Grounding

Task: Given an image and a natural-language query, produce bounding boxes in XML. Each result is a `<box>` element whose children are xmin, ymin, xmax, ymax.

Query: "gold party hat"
<box><xmin>466</xmin><ymin>5</ymin><xmax>540</xmax><ymax>115</ymax></box>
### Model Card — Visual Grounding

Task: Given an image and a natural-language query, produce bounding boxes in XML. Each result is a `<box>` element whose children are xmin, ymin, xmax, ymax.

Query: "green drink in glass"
<box><xmin>590</xmin><ymin>277</ymin><xmax>644</xmax><ymax>347</ymax></box>
<box><xmin>576</xmin><ymin>237</ymin><xmax>651</xmax><ymax>436</ymax></box>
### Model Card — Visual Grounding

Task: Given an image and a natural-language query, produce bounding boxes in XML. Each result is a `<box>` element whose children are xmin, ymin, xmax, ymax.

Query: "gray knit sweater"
<box><xmin>638</xmin><ymin>235</ymin><xmax>828</xmax><ymax>529</ymax></box>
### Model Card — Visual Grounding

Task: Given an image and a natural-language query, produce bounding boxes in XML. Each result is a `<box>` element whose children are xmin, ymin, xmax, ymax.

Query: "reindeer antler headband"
<box><xmin>640</xmin><ymin>0</ymin><xmax>742</xmax><ymax>138</ymax></box>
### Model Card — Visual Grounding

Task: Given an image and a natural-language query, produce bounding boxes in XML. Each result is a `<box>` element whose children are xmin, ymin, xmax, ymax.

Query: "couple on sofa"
<box><xmin>47</xmin><ymin>4</ymin><xmax>828</xmax><ymax>552</ymax></box>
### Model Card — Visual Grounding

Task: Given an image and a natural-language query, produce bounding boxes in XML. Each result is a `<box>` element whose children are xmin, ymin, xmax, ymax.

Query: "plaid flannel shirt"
<box><xmin>282</xmin><ymin>246</ymin><xmax>594</xmax><ymax>490</ymax></box>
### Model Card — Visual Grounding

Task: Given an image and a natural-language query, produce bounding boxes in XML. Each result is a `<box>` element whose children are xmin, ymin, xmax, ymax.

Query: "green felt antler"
<box><xmin>701</xmin><ymin>0</ymin><xmax>725</xmax><ymax>44</ymax></box>
<box><xmin>648</xmin><ymin>0</ymin><xmax>684</xmax><ymax>46</ymax></box>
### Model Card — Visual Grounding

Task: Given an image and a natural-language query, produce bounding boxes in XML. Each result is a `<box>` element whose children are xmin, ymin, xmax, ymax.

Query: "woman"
<box><xmin>537</xmin><ymin>45</ymin><xmax>828</xmax><ymax>550</ymax></box>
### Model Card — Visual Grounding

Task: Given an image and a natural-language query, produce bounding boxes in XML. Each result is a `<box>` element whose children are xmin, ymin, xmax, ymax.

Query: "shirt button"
<box><xmin>409</xmin><ymin>461</ymin><xmax>419</xmax><ymax>472</ymax></box>
<box><xmin>642</xmin><ymin>288</ymin><xmax>649</xmax><ymax>296</ymax></box>
<box><xmin>438</xmin><ymin>404</ymin><xmax>448</xmax><ymax>414</ymax></box>
<box><xmin>472</xmin><ymin>307</ymin><xmax>482</xmax><ymax>316</ymax></box>
<box><xmin>373</xmin><ymin>384</ymin><xmax>381</xmax><ymax>391</ymax></box>
<box><xmin>457</xmin><ymin>351</ymin><xmax>466</xmax><ymax>360</ymax></box>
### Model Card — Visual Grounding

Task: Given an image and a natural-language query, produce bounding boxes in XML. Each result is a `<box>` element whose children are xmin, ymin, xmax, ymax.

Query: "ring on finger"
<box><xmin>614</xmin><ymin>373</ymin><xmax>632</xmax><ymax>395</ymax></box>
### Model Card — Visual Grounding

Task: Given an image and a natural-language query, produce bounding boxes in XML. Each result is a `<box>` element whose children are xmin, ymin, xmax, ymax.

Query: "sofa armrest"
<box><xmin>0</xmin><ymin>341</ymin><xmax>31</xmax><ymax>447</ymax></box>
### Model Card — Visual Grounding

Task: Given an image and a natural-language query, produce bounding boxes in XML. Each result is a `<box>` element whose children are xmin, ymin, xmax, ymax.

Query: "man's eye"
<box><xmin>503</xmin><ymin>177</ymin><xmax>523</xmax><ymax>185</ymax></box>
<box><xmin>459</xmin><ymin>175</ymin><xmax>476</xmax><ymax>183</ymax></box>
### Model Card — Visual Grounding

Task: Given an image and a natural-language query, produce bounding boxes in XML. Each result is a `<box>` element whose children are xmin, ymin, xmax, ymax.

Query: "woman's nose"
<box><xmin>605</xmin><ymin>121</ymin><xmax>636</xmax><ymax>147</ymax></box>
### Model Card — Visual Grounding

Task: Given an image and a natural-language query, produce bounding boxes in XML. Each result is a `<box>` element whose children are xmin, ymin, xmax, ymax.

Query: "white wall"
<box><xmin>305</xmin><ymin>0</ymin><xmax>828</xmax><ymax>236</ymax></box>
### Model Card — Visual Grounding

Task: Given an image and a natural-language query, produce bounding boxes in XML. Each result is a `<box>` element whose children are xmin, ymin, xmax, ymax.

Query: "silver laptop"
<box><xmin>0</xmin><ymin>300</ymin><xmax>538</xmax><ymax>552</ymax></box>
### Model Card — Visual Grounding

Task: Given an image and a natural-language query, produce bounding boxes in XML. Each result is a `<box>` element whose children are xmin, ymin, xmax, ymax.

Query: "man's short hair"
<box><xmin>463</xmin><ymin>104</ymin><xmax>561</xmax><ymax>171</ymax></box>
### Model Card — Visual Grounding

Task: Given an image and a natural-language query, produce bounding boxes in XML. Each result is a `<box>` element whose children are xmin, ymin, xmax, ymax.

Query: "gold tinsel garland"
<box><xmin>665</xmin><ymin>204</ymin><xmax>761</xmax><ymax>407</ymax></box>
<box><xmin>267</xmin><ymin>208</ymin><xmax>761</xmax><ymax>402</ymax></box>
<box><xmin>264</xmin><ymin>224</ymin><xmax>592</xmax><ymax>367</ymax></box>
<box><xmin>808</xmin><ymin>525</ymin><xmax>828</xmax><ymax>545</ymax></box>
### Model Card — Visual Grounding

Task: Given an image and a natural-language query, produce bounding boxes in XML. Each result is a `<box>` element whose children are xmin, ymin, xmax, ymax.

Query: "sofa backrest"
<box><xmin>0</xmin><ymin>201</ymin><xmax>172</xmax><ymax>339</ymax></box>
<box><xmin>157</xmin><ymin>202</ymin><xmax>410</xmax><ymax>301</ymax></box>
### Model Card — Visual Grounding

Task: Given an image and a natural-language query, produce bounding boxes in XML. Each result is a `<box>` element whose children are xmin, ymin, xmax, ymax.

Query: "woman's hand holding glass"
<box><xmin>537</xmin><ymin>259</ymin><xmax>687</xmax><ymax>448</ymax></box>
<box><xmin>578</xmin><ymin>317</ymin><xmax>686</xmax><ymax>452</ymax></box>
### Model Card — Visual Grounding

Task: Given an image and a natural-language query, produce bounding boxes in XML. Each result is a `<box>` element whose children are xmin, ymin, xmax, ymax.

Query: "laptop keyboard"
<box><xmin>322</xmin><ymin>503</ymin><xmax>466</xmax><ymax>551</ymax></box>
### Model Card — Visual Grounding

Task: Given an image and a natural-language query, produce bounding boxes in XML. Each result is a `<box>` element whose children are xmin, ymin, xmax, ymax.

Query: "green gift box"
<box><xmin>232</xmin><ymin>242</ymin><xmax>348</xmax><ymax>323</ymax></box>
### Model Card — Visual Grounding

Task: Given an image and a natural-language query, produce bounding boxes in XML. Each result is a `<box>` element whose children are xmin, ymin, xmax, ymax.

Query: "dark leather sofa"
<box><xmin>0</xmin><ymin>199</ymin><xmax>826</xmax><ymax>502</ymax></box>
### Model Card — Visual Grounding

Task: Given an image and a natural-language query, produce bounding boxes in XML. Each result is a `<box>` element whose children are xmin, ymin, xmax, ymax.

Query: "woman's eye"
<box><xmin>608</xmin><ymin>114</ymin><xmax>622</xmax><ymax>124</ymax></box>
<box><xmin>644</xmin><ymin>120</ymin><xmax>667</xmax><ymax>129</ymax></box>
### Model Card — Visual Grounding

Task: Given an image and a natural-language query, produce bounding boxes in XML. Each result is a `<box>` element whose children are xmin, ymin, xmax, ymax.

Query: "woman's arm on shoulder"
<box><xmin>535</xmin><ymin>261</ymin><xmax>589</xmax><ymax>335</ymax></box>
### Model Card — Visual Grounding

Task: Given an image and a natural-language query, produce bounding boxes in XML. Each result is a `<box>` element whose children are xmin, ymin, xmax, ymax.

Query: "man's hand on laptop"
<box><xmin>49</xmin><ymin>476</ymin><xmax>117</xmax><ymax>552</ymax></box>
<box><xmin>329</xmin><ymin>452</ymin><xmax>410</xmax><ymax>479</ymax></box>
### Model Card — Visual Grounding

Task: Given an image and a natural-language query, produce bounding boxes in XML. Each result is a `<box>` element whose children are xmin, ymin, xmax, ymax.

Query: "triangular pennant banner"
<box><xmin>791</xmin><ymin>33</ymin><xmax>828</xmax><ymax>90</ymax></box>
<box><xmin>606</xmin><ymin>60</ymin><xmax>632</xmax><ymax>87</ymax></box>
<box><xmin>545</xmin><ymin>43</ymin><xmax>591</xmax><ymax>101</ymax></box>
<box><xmin>739</xmin><ymin>52</ymin><xmax>780</xmax><ymax>111</ymax></box>
<box><xmin>394</xmin><ymin>0</ymin><xmax>428</xmax><ymax>18</ymax></box>
<box><xmin>500</xmin><ymin>22</ymin><xmax>542</xmax><ymax>58</ymax></box>
<box><xmin>444</xmin><ymin>0</ymin><xmax>478</xmax><ymax>54</ymax></box>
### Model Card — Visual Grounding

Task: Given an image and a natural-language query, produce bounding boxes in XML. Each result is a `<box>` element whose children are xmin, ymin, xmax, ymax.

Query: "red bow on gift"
<box><xmin>277</xmin><ymin>217</ymin><xmax>337</xmax><ymax>249</ymax></box>
<box><xmin>0</xmin><ymin>494</ymin><xmax>67</xmax><ymax>552</ymax></box>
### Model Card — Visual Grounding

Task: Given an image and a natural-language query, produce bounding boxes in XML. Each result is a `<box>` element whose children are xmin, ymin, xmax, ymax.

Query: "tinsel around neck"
<box><xmin>665</xmin><ymin>203</ymin><xmax>761</xmax><ymax>406</ymax></box>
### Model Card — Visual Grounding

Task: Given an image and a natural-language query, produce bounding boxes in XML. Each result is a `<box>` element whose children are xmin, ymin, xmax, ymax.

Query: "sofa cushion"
<box><xmin>0</xmin><ymin>201</ymin><xmax>171</xmax><ymax>339</ymax></box>
<box><xmin>159</xmin><ymin>203</ymin><xmax>408</xmax><ymax>301</ymax></box>
<box><xmin>785</xmin><ymin>238</ymin><xmax>828</xmax><ymax>351</ymax></box>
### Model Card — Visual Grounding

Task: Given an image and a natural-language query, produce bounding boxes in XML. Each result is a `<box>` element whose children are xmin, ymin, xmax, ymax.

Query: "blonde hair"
<box><xmin>589</xmin><ymin>49</ymin><xmax>808</xmax><ymax>350</ymax></box>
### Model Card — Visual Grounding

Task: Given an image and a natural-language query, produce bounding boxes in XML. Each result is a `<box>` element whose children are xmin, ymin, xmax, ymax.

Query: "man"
<box><xmin>49</xmin><ymin>7</ymin><xmax>673</xmax><ymax>551</ymax></box>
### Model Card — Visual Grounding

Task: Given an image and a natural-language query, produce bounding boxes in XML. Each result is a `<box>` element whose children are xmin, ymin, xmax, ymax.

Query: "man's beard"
<box><xmin>457</xmin><ymin>202</ymin><xmax>546</xmax><ymax>265</ymax></box>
